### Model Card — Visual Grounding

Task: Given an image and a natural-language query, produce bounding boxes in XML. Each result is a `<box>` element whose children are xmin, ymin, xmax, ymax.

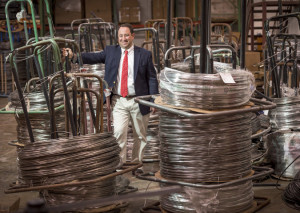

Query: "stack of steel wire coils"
<box><xmin>18</xmin><ymin>132</ymin><xmax>120</xmax><ymax>208</ymax></box>
<box><xmin>9</xmin><ymin>89</ymin><xmax>66</xmax><ymax>143</ymax></box>
<box><xmin>159</xmin><ymin>111</ymin><xmax>254</xmax><ymax>212</ymax></box>
<box><xmin>143</xmin><ymin>113</ymin><xmax>160</xmax><ymax>161</ymax></box>
<box><xmin>159</xmin><ymin>112</ymin><xmax>252</xmax><ymax>182</ymax></box>
<box><xmin>250</xmin><ymin>113</ymin><xmax>261</xmax><ymax>134</ymax></box>
<box><xmin>126</xmin><ymin>113</ymin><xmax>160</xmax><ymax>162</ymax></box>
<box><xmin>268</xmin><ymin>97</ymin><xmax>300</xmax><ymax>130</ymax></box>
<box><xmin>264</xmin><ymin>130</ymin><xmax>300</xmax><ymax>178</ymax></box>
<box><xmin>160</xmin><ymin>67</ymin><xmax>255</xmax><ymax>109</ymax></box>
<box><xmin>158</xmin><ymin>66</ymin><xmax>255</xmax><ymax>212</ymax></box>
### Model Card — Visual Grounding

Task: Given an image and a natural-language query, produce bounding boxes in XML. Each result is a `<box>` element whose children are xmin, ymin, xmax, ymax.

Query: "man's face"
<box><xmin>118</xmin><ymin>27</ymin><xmax>135</xmax><ymax>49</ymax></box>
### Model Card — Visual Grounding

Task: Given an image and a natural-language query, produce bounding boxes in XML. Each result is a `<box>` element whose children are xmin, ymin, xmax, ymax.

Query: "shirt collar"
<box><xmin>121</xmin><ymin>44</ymin><xmax>134</xmax><ymax>54</ymax></box>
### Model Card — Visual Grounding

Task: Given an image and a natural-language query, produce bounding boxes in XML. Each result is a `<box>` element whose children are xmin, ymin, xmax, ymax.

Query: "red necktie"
<box><xmin>121</xmin><ymin>50</ymin><xmax>128</xmax><ymax>97</ymax></box>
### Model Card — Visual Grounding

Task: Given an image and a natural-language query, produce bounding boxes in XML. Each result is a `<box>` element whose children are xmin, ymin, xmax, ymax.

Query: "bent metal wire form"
<box><xmin>159</xmin><ymin>67</ymin><xmax>255</xmax><ymax>110</ymax></box>
<box><xmin>159</xmin><ymin>111</ymin><xmax>252</xmax><ymax>182</ymax></box>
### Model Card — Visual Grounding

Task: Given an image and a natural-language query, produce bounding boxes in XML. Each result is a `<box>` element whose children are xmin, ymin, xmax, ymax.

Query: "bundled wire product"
<box><xmin>18</xmin><ymin>132</ymin><xmax>120</xmax><ymax>207</ymax></box>
<box><xmin>9</xmin><ymin>89</ymin><xmax>65</xmax><ymax>143</ymax></box>
<box><xmin>170</xmin><ymin>61</ymin><xmax>233</xmax><ymax>73</ymax></box>
<box><xmin>282</xmin><ymin>170</ymin><xmax>300</xmax><ymax>210</ymax></box>
<box><xmin>159</xmin><ymin>111</ymin><xmax>252</xmax><ymax>182</ymax></box>
<box><xmin>269</xmin><ymin>97</ymin><xmax>300</xmax><ymax>130</ymax></box>
<box><xmin>18</xmin><ymin>132</ymin><xmax>120</xmax><ymax>185</ymax></box>
<box><xmin>0</xmin><ymin>51</ymin><xmax>28</xmax><ymax>94</ymax></box>
<box><xmin>250</xmin><ymin>113</ymin><xmax>261</xmax><ymax>134</ymax></box>
<box><xmin>160</xmin><ymin>180</ymin><xmax>253</xmax><ymax>213</ymax></box>
<box><xmin>159</xmin><ymin>67</ymin><xmax>255</xmax><ymax>109</ymax></box>
<box><xmin>126</xmin><ymin>113</ymin><xmax>160</xmax><ymax>161</ymax></box>
<box><xmin>258</xmin><ymin>114</ymin><xmax>270</xmax><ymax>129</ymax></box>
<box><xmin>264</xmin><ymin>130</ymin><xmax>300</xmax><ymax>178</ymax></box>
<box><xmin>144</xmin><ymin>113</ymin><xmax>160</xmax><ymax>161</ymax></box>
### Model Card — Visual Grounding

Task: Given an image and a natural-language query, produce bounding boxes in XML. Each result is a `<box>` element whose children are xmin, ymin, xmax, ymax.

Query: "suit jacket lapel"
<box><xmin>134</xmin><ymin>46</ymin><xmax>140</xmax><ymax>81</ymax></box>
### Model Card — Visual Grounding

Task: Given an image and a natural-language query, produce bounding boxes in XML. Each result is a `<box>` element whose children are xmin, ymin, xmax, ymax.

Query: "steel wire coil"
<box><xmin>159</xmin><ymin>67</ymin><xmax>255</xmax><ymax>109</ymax></box>
<box><xmin>160</xmin><ymin>180</ymin><xmax>253</xmax><ymax>213</ymax></box>
<box><xmin>18</xmin><ymin>132</ymin><xmax>120</xmax><ymax>185</ymax></box>
<box><xmin>250</xmin><ymin>113</ymin><xmax>261</xmax><ymax>134</ymax></box>
<box><xmin>264</xmin><ymin>130</ymin><xmax>300</xmax><ymax>178</ymax></box>
<box><xmin>159</xmin><ymin>111</ymin><xmax>252</xmax><ymax>182</ymax></box>
<box><xmin>282</xmin><ymin>170</ymin><xmax>300</xmax><ymax>210</ymax></box>
<box><xmin>9</xmin><ymin>89</ymin><xmax>66</xmax><ymax>143</ymax></box>
<box><xmin>171</xmin><ymin>61</ymin><xmax>233</xmax><ymax>73</ymax></box>
<box><xmin>41</xmin><ymin>178</ymin><xmax>117</xmax><ymax>207</ymax></box>
<box><xmin>269</xmin><ymin>97</ymin><xmax>300</xmax><ymax>130</ymax></box>
<box><xmin>144</xmin><ymin>113</ymin><xmax>160</xmax><ymax>160</ymax></box>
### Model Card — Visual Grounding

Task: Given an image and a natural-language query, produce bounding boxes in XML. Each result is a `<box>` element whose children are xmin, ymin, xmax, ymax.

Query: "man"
<box><xmin>63</xmin><ymin>23</ymin><xmax>159</xmax><ymax>167</ymax></box>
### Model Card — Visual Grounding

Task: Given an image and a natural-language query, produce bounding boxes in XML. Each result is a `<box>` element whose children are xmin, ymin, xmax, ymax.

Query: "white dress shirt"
<box><xmin>113</xmin><ymin>45</ymin><xmax>135</xmax><ymax>96</ymax></box>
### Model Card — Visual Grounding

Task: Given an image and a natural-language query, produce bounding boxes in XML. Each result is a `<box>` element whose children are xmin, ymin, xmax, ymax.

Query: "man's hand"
<box><xmin>61</xmin><ymin>48</ymin><xmax>73</xmax><ymax>62</ymax></box>
<box><xmin>150</xmin><ymin>107</ymin><xmax>156</xmax><ymax>114</ymax></box>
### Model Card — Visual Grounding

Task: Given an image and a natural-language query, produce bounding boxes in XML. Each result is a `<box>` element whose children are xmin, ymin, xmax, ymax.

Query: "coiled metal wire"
<box><xmin>250</xmin><ymin>113</ymin><xmax>261</xmax><ymax>134</ymax></box>
<box><xmin>160</xmin><ymin>180</ymin><xmax>253</xmax><ymax>213</ymax></box>
<box><xmin>126</xmin><ymin>113</ymin><xmax>160</xmax><ymax>161</ymax></box>
<box><xmin>160</xmin><ymin>67</ymin><xmax>255</xmax><ymax>109</ymax></box>
<box><xmin>282</xmin><ymin>170</ymin><xmax>300</xmax><ymax>210</ymax></box>
<box><xmin>41</xmin><ymin>178</ymin><xmax>116</xmax><ymax>208</ymax></box>
<box><xmin>144</xmin><ymin>113</ymin><xmax>160</xmax><ymax>161</ymax></box>
<box><xmin>159</xmin><ymin>111</ymin><xmax>252</xmax><ymax>182</ymax></box>
<box><xmin>72</xmin><ymin>63</ymin><xmax>110</xmax><ymax>132</ymax></box>
<box><xmin>18</xmin><ymin>132</ymin><xmax>120</xmax><ymax>185</ymax></box>
<box><xmin>265</xmin><ymin>130</ymin><xmax>300</xmax><ymax>178</ymax></box>
<box><xmin>269</xmin><ymin>97</ymin><xmax>300</xmax><ymax>130</ymax></box>
<box><xmin>9</xmin><ymin>89</ymin><xmax>66</xmax><ymax>143</ymax></box>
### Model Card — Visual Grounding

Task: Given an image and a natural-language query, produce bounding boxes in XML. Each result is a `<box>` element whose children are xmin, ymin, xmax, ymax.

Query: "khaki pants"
<box><xmin>112</xmin><ymin>95</ymin><xmax>150</xmax><ymax>163</ymax></box>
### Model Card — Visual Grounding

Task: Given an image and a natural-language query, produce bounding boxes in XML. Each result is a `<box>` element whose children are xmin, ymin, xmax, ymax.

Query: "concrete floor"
<box><xmin>0</xmin><ymin>96</ymin><xmax>299</xmax><ymax>213</ymax></box>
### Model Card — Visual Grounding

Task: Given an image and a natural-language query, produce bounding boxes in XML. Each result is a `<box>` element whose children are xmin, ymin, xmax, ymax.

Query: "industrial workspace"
<box><xmin>0</xmin><ymin>0</ymin><xmax>300</xmax><ymax>212</ymax></box>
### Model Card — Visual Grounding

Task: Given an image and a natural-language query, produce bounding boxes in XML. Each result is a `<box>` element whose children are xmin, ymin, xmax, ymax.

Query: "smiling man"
<box><xmin>63</xmin><ymin>23</ymin><xmax>159</xmax><ymax>170</ymax></box>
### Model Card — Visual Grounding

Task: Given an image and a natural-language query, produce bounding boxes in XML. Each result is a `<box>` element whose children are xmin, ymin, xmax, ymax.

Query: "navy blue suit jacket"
<box><xmin>80</xmin><ymin>45</ymin><xmax>159</xmax><ymax>115</ymax></box>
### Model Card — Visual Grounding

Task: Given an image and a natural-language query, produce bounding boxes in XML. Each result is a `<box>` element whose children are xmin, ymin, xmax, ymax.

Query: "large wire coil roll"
<box><xmin>282</xmin><ymin>170</ymin><xmax>300</xmax><ymax>210</ymax></box>
<box><xmin>159</xmin><ymin>67</ymin><xmax>255</xmax><ymax>109</ymax></box>
<box><xmin>18</xmin><ymin>132</ymin><xmax>120</xmax><ymax>185</ymax></box>
<box><xmin>160</xmin><ymin>180</ymin><xmax>253</xmax><ymax>213</ymax></box>
<box><xmin>41</xmin><ymin>177</ymin><xmax>117</xmax><ymax>208</ymax></box>
<box><xmin>159</xmin><ymin>111</ymin><xmax>252</xmax><ymax>182</ymax></box>
<box><xmin>269</xmin><ymin>97</ymin><xmax>300</xmax><ymax>130</ymax></box>
<box><xmin>264</xmin><ymin>130</ymin><xmax>300</xmax><ymax>178</ymax></box>
<box><xmin>144</xmin><ymin>113</ymin><xmax>160</xmax><ymax>161</ymax></box>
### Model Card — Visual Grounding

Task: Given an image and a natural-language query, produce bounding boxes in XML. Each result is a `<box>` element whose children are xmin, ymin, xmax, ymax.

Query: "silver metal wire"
<box><xmin>250</xmin><ymin>113</ymin><xmax>261</xmax><ymax>134</ymax></box>
<box><xmin>264</xmin><ymin>130</ymin><xmax>300</xmax><ymax>178</ymax></box>
<box><xmin>18</xmin><ymin>132</ymin><xmax>120</xmax><ymax>185</ymax></box>
<box><xmin>159</xmin><ymin>111</ymin><xmax>252</xmax><ymax>182</ymax></box>
<box><xmin>41</xmin><ymin>178</ymin><xmax>117</xmax><ymax>207</ymax></box>
<box><xmin>269</xmin><ymin>97</ymin><xmax>300</xmax><ymax>130</ymax></box>
<box><xmin>144</xmin><ymin>113</ymin><xmax>160</xmax><ymax>161</ymax></box>
<box><xmin>159</xmin><ymin>67</ymin><xmax>255</xmax><ymax>109</ymax></box>
<box><xmin>9</xmin><ymin>89</ymin><xmax>66</xmax><ymax>143</ymax></box>
<box><xmin>160</xmin><ymin>180</ymin><xmax>253</xmax><ymax>213</ymax></box>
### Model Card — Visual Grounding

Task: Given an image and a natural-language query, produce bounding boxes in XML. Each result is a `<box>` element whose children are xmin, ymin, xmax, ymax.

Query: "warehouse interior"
<box><xmin>1</xmin><ymin>0</ymin><xmax>300</xmax><ymax>212</ymax></box>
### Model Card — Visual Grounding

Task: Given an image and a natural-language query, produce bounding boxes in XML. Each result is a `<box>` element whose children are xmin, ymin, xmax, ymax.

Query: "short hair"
<box><xmin>119</xmin><ymin>23</ymin><xmax>134</xmax><ymax>34</ymax></box>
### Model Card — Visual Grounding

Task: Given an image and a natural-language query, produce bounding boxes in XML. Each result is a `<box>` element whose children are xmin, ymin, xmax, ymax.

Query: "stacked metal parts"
<box><xmin>158</xmin><ymin>64</ymin><xmax>255</xmax><ymax>212</ymax></box>
<box><xmin>268</xmin><ymin>97</ymin><xmax>300</xmax><ymax>130</ymax></box>
<box><xmin>126</xmin><ymin>112</ymin><xmax>160</xmax><ymax>162</ymax></box>
<box><xmin>160</xmin><ymin>67</ymin><xmax>255</xmax><ymax>109</ymax></box>
<box><xmin>72</xmin><ymin>63</ymin><xmax>110</xmax><ymax>133</ymax></box>
<box><xmin>18</xmin><ymin>133</ymin><xmax>120</xmax><ymax>208</ymax></box>
<box><xmin>144</xmin><ymin>113</ymin><xmax>160</xmax><ymax>161</ymax></box>
<box><xmin>0</xmin><ymin>51</ymin><xmax>28</xmax><ymax>95</ymax></box>
<box><xmin>265</xmin><ymin>130</ymin><xmax>300</xmax><ymax>178</ymax></box>
<box><xmin>9</xmin><ymin>89</ymin><xmax>65</xmax><ymax>143</ymax></box>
